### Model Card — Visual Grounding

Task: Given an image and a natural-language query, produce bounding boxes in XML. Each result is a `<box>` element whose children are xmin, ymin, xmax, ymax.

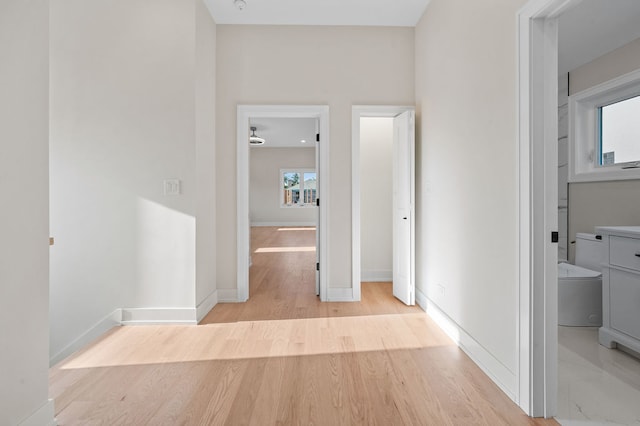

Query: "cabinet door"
<box><xmin>610</xmin><ymin>236</ymin><xmax>640</xmax><ymax>272</ymax></box>
<box><xmin>610</xmin><ymin>268</ymin><xmax>640</xmax><ymax>341</ymax></box>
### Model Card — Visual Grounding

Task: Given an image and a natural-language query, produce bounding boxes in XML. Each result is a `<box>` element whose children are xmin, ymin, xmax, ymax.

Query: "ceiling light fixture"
<box><xmin>249</xmin><ymin>127</ymin><xmax>265</xmax><ymax>145</ymax></box>
<box><xmin>234</xmin><ymin>0</ymin><xmax>246</xmax><ymax>10</ymax></box>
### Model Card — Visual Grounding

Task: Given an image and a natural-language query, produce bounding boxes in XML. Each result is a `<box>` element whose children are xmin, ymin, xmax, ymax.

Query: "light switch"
<box><xmin>164</xmin><ymin>179</ymin><xmax>181</xmax><ymax>196</ymax></box>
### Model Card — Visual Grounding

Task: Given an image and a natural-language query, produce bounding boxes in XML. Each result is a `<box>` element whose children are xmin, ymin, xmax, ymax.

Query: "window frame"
<box><xmin>569</xmin><ymin>68</ymin><xmax>640</xmax><ymax>182</ymax></box>
<box><xmin>280</xmin><ymin>168</ymin><xmax>316</xmax><ymax>208</ymax></box>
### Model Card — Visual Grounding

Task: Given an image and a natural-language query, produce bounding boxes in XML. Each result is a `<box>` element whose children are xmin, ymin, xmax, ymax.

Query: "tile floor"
<box><xmin>557</xmin><ymin>326</ymin><xmax>640</xmax><ymax>425</ymax></box>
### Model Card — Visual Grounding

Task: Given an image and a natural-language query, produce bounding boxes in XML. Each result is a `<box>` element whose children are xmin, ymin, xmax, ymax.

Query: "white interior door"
<box><xmin>392</xmin><ymin>111</ymin><xmax>415</xmax><ymax>305</ymax></box>
<box><xmin>315</xmin><ymin>119</ymin><xmax>320</xmax><ymax>296</ymax></box>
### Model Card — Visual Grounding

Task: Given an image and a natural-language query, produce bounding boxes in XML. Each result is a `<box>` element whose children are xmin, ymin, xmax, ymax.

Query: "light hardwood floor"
<box><xmin>50</xmin><ymin>226</ymin><xmax>557</xmax><ymax>425</ymax></box>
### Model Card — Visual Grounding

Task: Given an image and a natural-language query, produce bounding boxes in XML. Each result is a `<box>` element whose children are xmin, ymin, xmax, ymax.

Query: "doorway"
<box><xmin>237</xmin><ymin>105</ymin><xmax>329</xmax><ymax>302</ymax></box>
<box><xmin>248</xmin><ymin>117</ymin><xmax>318</xmax><ymax>299</ymax></box>
<box><xmin>352</xmin><ymin>106</ymin><xmax>415</xmax><ymax>304</ymax></box>
<box><xmin>518</xmin><ymin>0</ymin><xmax>640</xmax><ymax>418</ymax></box>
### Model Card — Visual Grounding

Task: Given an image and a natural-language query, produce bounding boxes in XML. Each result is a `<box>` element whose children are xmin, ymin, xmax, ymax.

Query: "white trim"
<box><xmin>49</xmin><ymin>309</ymin><xmax>122</xmax><ymax>366</ymax></box>
<box><xmin>238</xmin><ymin>105</ymin><xmax>329</xmax><ymax>302</ymax></box>
<box><xmin>569</xmin><ymin>68</ymin><xmax>640</xmax><ymax>182</ymax></box>
<box><xmin>425</xmin><ymin>299</ymin><xmax>518</xmax><ymax>402</ymax></box>
<box><xmin>120</xmin><ymin>308</ymin><xmax>197</xmax><ymax>325</ymax></box>
<box><xmin>196</xmin><ymin>290</ymin><xmax>218</xmax><ymax>322</ymax></box>
<box><xmin>18</xmin><ymin>399</ymin><xmax>56</xmax><ymax>426</ymax></box>
<box><xmin>250</xmin><ymin>222</ymin><xmax>316</xmax><ymax>227</ymax></box>
<box><xmin>352</xmin><ymin>106</ymin><xmax>415</xmax><ymax>303</ymax></box>
<box><xmin>361</xmin><ymin>269</ymin><xmax>392</xmax><ymax>282</ymax></box>
<box><xmin>327</xmin><ymin>287</ymin><xmax>355</xmax><ymax>302</ymax></box>
<box><xmin>50</xmin><ymin>301</ymin><xmax>219</xmax><ymax>366</ymax></box>
<box><xmin>218</xmin><ymin>288</ymin><xmax>240</xmax><ymax>302</ymax></box>
<box><xmin>518</xmin><ymin>0</ymin><xmax>575</xmax><ymax>417</ymax></box>
<box><xmin>415</xmin><ymin>287</ymin><xmax>428</xmax><ymax>312</ymax></box>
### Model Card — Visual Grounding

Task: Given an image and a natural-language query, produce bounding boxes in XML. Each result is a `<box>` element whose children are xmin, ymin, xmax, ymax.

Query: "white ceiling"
<box><xmin>204</xmin><ymin>0</ymin><xmax>432</xmax><ymax>27</ymax></box>
<box><xmin>249</xmin><ymin>117</ymin><xmax>316</xmax><ymax>148</ymax></box>
<box><xmin>559</xmin><ymin>0</ymin><xmax>640</xmax><ymax>74</ymax></box>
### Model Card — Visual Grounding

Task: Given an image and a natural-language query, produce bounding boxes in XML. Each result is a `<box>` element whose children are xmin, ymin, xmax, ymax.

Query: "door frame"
<box><xmin>351</xmin><ymin>106</ymin><xmax>415</xmax><ymax>302</ymax></box>
<box><xmin>517</xmin><ymin>0</ymin><xmax>580</xmax><ymax>417</ymax></box>
<box><xmin>237</xmin><ymin>105</ymin><xmax>330</xmax><ymax>302</ymax></box>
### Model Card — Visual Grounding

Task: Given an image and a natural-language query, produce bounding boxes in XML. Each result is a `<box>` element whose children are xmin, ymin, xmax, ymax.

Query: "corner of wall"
<box><xmin>17</xmin><ymin>399</ymin><xmax>56</xmax><ymax>426</ymax></box>
<box><xmin>217</xmin><ymin>288</ymin><xmax>239</xmax><ymax>302</ymax></box>
<box><xmin>50</xmin><ymin>309</ymin><xmax>122</xmax><ymax>367</ymax></box>
<box><xmin>196</xmin><ymin>290</ymin><xmax>218</xmax><ymax>322</ymax></box>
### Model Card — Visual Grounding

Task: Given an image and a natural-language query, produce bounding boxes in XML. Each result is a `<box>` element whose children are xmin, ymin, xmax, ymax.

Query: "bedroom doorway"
<box><xmin>237</xmin><ymin>105</ymin><xmax>329</xmax><ymax>302</ymax></box>
<box><xmin>248</xmin><ymin>117</ymin><xmax>319</xmax><ymax>300</ymax></box>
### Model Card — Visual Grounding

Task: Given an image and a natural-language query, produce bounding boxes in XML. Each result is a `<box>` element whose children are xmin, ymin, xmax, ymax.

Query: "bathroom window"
<box><xmin>281</xmin><ymin>169</ymin><xmax>316</xmax><ymax>208</ymax></box>
<box><xmin>569</xmin><ymin>68</ymin><xmax>640</xmax><ymax>182</ymax></box>
<box><xmin>598</xmin><ymin>95</ymin><xmax>640</xmax><ymax>166</ymax></box>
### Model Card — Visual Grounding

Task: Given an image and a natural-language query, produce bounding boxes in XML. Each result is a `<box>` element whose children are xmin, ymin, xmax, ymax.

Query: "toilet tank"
<box><xmin>575</xmin><ymin>233</ymin><xmax>604</xmax><ymax>272</ymax></box>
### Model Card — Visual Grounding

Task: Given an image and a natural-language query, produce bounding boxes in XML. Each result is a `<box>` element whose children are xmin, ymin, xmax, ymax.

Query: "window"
<box><xmin>599</xmin><ymin>95</ymin><xmax>640</xmax><ymax>166</ymax></box>
<box><xmin>281</xmin><ymin>169</ymin><xmax>316</xmax><ymax>207</ymax></box>
<box><xmin>569</xmin><ymin>68</ymin><xmax>640</xmax><ymax>182</ymax></box>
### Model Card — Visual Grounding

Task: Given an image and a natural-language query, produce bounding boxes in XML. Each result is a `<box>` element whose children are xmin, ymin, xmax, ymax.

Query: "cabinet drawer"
<box><xmin>610</xmin><ymin>236</ymin><xmax>640</xmax><ymax>272</ymax></box>
<box><xmin>610</xmin><ymin>268</ymin><xmax>640</xmax><ymax>341</ymax></box>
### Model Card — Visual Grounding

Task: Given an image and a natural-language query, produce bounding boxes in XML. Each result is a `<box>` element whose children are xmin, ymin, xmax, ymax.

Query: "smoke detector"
<box><xmin>249</xmin><ymin>127</ymin><xmax>265</xmax><ymax>145</ymax></box>
<box><xmin>234</xmin><ymin>0</ymin><xmax>247</xmax><ymax>11</ymax></box>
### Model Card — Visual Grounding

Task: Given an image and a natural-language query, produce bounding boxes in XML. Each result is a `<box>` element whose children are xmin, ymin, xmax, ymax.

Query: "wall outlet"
<box><xmin>436</xmin><ymin>284</ymin><xmax>445</xmax><ymax>296</ymax></box>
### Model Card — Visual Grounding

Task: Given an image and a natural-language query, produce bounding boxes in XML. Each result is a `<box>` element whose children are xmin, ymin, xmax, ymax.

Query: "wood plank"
<box><xmin>50</xmin><ymin>226</ymin><xmax>558</xmax><ymax>425</ymax></box>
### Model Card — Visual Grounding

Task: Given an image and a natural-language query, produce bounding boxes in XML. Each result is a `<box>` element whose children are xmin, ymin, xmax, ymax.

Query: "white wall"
<box><xmin>415</xmin><ymin>0</ymin><xmax>527</xmax><ymax>397</ymax></box>
<box><xmin>196</xmin><ymin>0</ymin><xmax>217</xmax><ymax>314</ymax></box>
<box><xmin>567</xmin><ymin>37</ymin><xmax>640</xmax><ymax>262</ymax></box>
<box><xmin>570</xmin><ymin>36</ymin><xmax>640</xmax><ymax>95</ymax></box>
<box><xmin>360</xmin><ymin>117</ymin><xmax>393</xmax><ymax>281</ymax></box>
<box><xmin>0</xmin><ymin>0</ymin><xmax>54</xmax><ymax>424</ymax></box>
<box><xmin>216</xmin><ymin>25</ymin><xmax>415</xmax><ymax>291</ymax></box>
<box><xmin>50</xmin><ymin>0</ymin><xmax>216</xmax><ymax>362</ymax></box>
<box><xmin>250</xmin><ymin>148</ymin><xmax>316</xmax><ymax>225</ymax></box>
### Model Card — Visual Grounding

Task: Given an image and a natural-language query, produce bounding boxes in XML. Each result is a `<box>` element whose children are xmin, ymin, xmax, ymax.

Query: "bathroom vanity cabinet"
<box><xmin>597</xmin><ymin>226</ymin><xmax>640</xmax><ymax>355</ymax></box>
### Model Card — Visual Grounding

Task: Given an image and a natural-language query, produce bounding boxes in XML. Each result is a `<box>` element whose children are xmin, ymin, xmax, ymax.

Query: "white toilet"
<box><xmin>558</xmin><ymin>233</ymin><xmax>604</xmax><ymax>327</ymax></box>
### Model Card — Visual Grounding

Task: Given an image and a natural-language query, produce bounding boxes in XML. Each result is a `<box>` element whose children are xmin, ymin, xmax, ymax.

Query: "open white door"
<box><xmin>392</xmin><ymin>111</ymin><xmax>415</xmax><ymax>305</ymax></box>
<box><xmin>315</xmin><ymin>119</ymin><xmax>320</xmax><ymax>296</ymax></box>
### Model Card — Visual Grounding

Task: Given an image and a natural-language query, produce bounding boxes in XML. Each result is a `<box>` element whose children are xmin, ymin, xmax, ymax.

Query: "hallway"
<box><xmin>49</xmin><ymin>227</ymin><xmax>556</xmax><ymax>424</ymax></box>
<box><xmin>202</xmin><ymin>226</ymin><xmax>422</xmax><ymax>323</ymax></box>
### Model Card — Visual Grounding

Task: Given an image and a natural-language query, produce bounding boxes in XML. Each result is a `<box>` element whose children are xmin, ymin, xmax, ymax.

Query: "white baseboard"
<box><xmin>120</xmin><ymin>308</ymin><xmax>197</xmax><ymax>325</ymax></box>
<box><xmin>18</xmin><ymin>398</ymin><xmax>55</xmax><ymax>426</ymax></box>
<box><xmin>250</xmin><ymin>222</ymin><xmax>316</xmax><ymax>227</ymax></box>
<box><xmin>196</xmin><ymin>290</ymin><xmax>218</xmax><ymax>322</ymax></box>
<box><xmin>52</xmin><ymin>301</ymin><xmax>217</xmax><ymax>366</ymax></box>
<box><xmin>327</xmin><ymin>287</ymin><xmax>355</xmax><ymax>302</ymax></box>
<box><xmin>415</xmin><ymin>287</ymin><xmax>428</xmax><ymax>312</ymax></box>
<box><xmin>50</xmin><ymin>309</ymin><xmax>122</xmax><ymax>366</ymax></box>
<box><xmin>420</xmin><ymin>290</ymin><xmax>517</xmax><ymax>402</ymax></box>
<box><xmin>361</xmin><ymin>269</ymin><xmax>392</xmax><ymax>282</ymax></box>
<box><xmin>217</xmin><ymin>288</ymin><xmax>239</xmax><ymax>302</ymax></box>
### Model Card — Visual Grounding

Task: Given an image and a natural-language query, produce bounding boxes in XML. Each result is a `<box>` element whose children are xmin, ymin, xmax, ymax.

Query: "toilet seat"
<box><xmin>558</xmin><ymin>262</ymin><xmax>601</xmax><ymax>279</ymax></box>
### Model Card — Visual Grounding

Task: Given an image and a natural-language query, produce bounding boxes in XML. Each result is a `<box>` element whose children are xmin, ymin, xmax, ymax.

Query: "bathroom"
<box><xmin>556</xmin><ymin>2</ymin><xmax>640</xmax><ymax>422</ymax></box>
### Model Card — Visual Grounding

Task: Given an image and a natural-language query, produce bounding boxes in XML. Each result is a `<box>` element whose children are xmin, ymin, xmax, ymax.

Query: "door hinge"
<box><xmin>316</xmin><ymin>262</ymin><xmax>320</xmax><ymax>271</ymax></box>
<box><xmin>551</xmin><ymin>231</ymin><xmax>559</xmax><ymax>243</ymax></box>
<box><xmin>316</xmin><ymin>198</ymin><xmax>319</xmax><ymax>207</ymax></box>
<box><xmin>316</xmin><ymin>133</ymin><xmax>320</xmax><ymax>142</ymax></box>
